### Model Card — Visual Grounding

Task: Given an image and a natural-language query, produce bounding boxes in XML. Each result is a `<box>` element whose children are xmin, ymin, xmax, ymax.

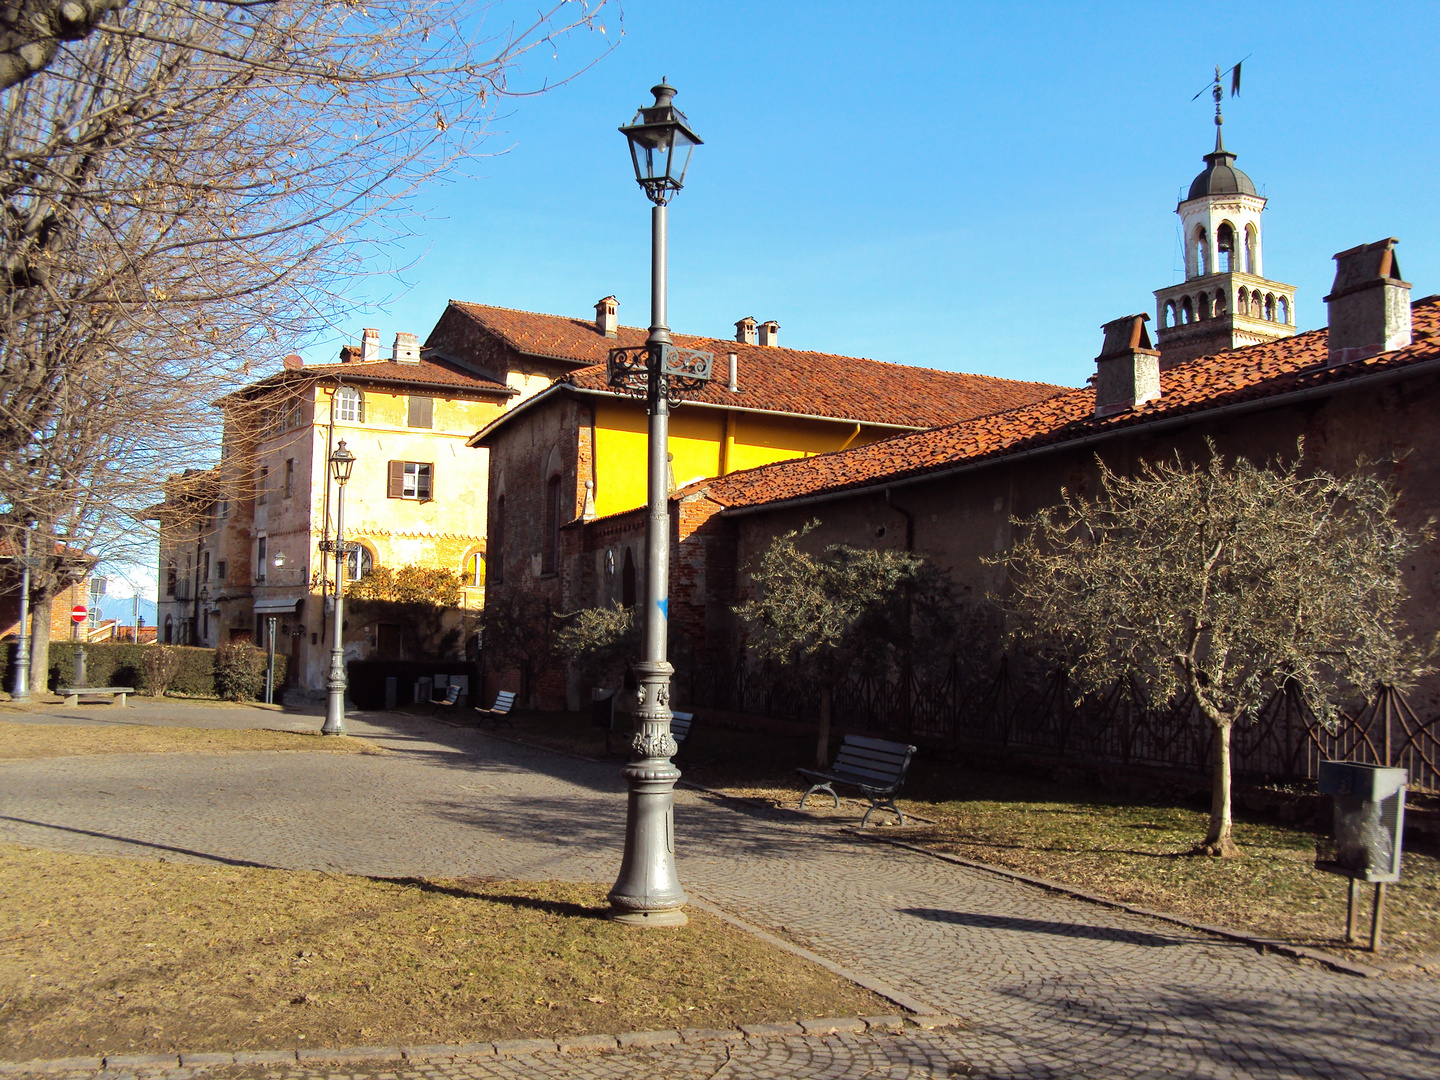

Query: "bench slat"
<box><xmin>834</xmin><ymin>750</ymin><xmax>908</xmax><ymax>771</ymax></box>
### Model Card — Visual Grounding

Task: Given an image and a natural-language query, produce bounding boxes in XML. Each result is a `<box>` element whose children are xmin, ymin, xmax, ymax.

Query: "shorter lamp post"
<box><xmin>321</xmin><ymin>440</ymin><xmax>356</xmax><ymax>735</ymax></box>
<box><xmin>9</xmin><ymin>523</ymin><xmax>34</xmax><ymax>700</ymax></box>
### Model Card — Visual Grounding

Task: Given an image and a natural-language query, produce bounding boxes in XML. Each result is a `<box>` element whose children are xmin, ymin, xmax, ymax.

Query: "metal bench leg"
<box><xmin>800</xmin><ymin>782</ymin><xmax>839</xmax><ymax>810</ymax></box>
<box><xmin>860</xmin><ymin>798</ymin><xmax>904</xmax><ymax>828</ymax></box>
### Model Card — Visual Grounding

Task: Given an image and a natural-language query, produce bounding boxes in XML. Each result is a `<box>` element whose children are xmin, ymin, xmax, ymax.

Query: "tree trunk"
<box><xmin>1199</xmin><ymin>719</ymin><xmax>1241</xmax><ymax>857</ymax></box>
<box><xmin>28</xmin><ymin>585</ymin><xmax>53</xmax><ymax>695</ymax></box>
<box><xmin>816</xmin><ymin>683</ymin><xmax>833</xmax><ymax>768</ymax></box>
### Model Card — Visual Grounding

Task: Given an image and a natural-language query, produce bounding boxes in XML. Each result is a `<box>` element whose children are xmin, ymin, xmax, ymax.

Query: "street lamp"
<box><xmin>9</xmin><ymin>522</ymin><xmax>35</xmax><ymax>700</ymax></box>
<box><xmin>605</xmin><ymin>80</ymin><xmax>712</xmax><ymax>927</ymax></box>
<box><xmin>321</xmin><ymin>439</ymin><xmax>356</xmax><ymax>735</ymax></box>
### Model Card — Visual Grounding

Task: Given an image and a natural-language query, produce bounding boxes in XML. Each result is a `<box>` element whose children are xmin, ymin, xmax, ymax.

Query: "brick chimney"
<box><xmin>338</xmin><ymin>345</ymin><xmax>360</xmax><ymax>364</ymax></box>
<box><xmin>1325</xmin><ymin>238</ymin><xmax>1412</xmax><ymax>366</ymax></box>
<box><xmin>359</xmin><ymin>328</ymin><xmax>380</xmax><ymax>364</ymax></box>
<box><xmin>1094</xmin><ymin>314</ymin><xmax>1161</xmax><ymax>418</ymax></box>
<box><xmin>735</xmin><ymin>316</ymin><xmax>757</xmax><ymax>345</ymax></box>
<box><xmin>393</xmin><ymin>332</ymin><xmax>420</xmax><ymax>363</ymax></box>
<box><xmin>758</xmin><ymin>320</ymin><xmax>780</xmax><ymax>347</ymax></box>
<box><xmin>595</xmin><ymin>296</ymin><xmax>619</xmax><ymax>338</ymax></box>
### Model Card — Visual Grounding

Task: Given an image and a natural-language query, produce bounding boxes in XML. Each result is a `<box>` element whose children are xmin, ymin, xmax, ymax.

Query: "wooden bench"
<box><xmin>431</xmin><ymin>684</ymin><xmax>461</xmax><ymax>712</ymax></box>
<box><xmin>670</xmin><ymin>711</ymin><xmax>693</xmax><ymax>757</ymax></box>
<box><xmin>797</xmin><ymin>734</ymin><xmax>917</xmax><ymax>826</ymax></box>
<box><xmin>474</xmin><ymin>689</ymin><xmax>516</xmax><ymax>727</ymax></box>
<box><xmin>59</xmin><ymin>686</ymin><xmax>133</xmax><ymax>707</ymax></box>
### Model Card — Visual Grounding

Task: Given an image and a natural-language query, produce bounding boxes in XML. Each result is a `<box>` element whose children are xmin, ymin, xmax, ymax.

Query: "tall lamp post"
<box><xmin>606</xmin><ymin>80</ymin><xmax>711</xmax><ymax>927</ymax></box>
<box><xmin>321</xmin><ymin>440</ymin><xmax>356</xmax><ymax>735</ymax></box>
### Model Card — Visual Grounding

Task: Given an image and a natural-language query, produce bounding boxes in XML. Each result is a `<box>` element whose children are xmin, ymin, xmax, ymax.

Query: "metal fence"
<box><xmin>692</xmin><ymin>656</ymin><xmax>1440</xmax><ymax>792</ymax></box>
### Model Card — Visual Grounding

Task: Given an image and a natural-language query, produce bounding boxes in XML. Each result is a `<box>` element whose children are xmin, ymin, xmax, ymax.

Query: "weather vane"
<box><xmin>1192</xmin><ymin>58</ymin><xmax>1249</xmax><ymax>131</ymax></box>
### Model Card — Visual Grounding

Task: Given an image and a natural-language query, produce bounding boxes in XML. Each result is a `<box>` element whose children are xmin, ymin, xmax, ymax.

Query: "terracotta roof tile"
<box><xmin>232</xmin><ymin>357</ymin><xmax>512</xmax><ymax>399</ymax></box>
<box><xmin>693</xmin><ymin>297</ymin><xmax>1440</xmax><ymax>511</ymax></box>
<box><xmin>449</xmin><ymin>301</ymin><xmax>1065</xmax><ymax>428</ymax></box>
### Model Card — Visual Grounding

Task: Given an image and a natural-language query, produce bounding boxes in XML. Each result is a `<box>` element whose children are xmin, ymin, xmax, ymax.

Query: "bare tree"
<box><xmin>736</xmin><ymin>526</ymin><xmax>957</xmax><ymax>768</ymax></box>
<box><xmin>0</xmin><ymin>0</ymin><xmax>128</xmax><ymax>91</ymax></box>
<box><xmin>0</xmin><ymin>1</ymin><xmax>613</xmax><ymax>663</ymax></box>
<box><xmin>996</xmin><ymin>442</ymin><xmax>1432</xmax><ymax>856</ymax></box>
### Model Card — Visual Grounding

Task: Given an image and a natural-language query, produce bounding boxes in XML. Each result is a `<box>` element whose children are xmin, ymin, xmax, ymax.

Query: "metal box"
<box><xmin>1316</xmin><ymin>761</ymin><xmax>1407</xmax><ymax>883</ymax></box>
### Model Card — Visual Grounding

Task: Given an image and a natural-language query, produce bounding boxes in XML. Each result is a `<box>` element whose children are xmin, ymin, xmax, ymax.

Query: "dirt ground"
<box><xmin>0</xmin><ymin>844</ymin><xmax>886</xmax><ymax>1060</ymax></box>
<box><xmin>0</xmin><ymin>722</ymin><xmax>385</xmax><ymax>760</ymax></box>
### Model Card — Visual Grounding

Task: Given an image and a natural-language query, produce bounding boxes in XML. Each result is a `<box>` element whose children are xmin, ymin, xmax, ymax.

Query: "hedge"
<box><xmin>0</xmin><ymin>641</ymin><xmax>287</xmax><ymax>700</ymax></box>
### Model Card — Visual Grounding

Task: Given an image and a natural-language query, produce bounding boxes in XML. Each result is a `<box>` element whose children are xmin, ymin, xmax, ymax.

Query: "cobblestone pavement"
<box><xmin>3</xmin><ymin>706</ymin><xmax>1439</xmax><ymax>1079</ymax></box>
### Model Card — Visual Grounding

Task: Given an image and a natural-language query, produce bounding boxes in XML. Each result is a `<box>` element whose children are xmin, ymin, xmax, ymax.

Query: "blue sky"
<box><xmin>318</xmin><ymin>0</ymin><xmax>1440</xmax><ymax>390</ymax></box>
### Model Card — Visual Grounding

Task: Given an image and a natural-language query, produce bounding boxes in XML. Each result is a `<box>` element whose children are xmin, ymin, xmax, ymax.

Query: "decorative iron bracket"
<box><xmin>317</xmin><ymin>539</ymin><xmax>361</xmax><ymax>554</ymax></box>
<box><xmin>607</xmin><ymin>343</ymin><xmax>714</xmax><ymax>406</ymax></box>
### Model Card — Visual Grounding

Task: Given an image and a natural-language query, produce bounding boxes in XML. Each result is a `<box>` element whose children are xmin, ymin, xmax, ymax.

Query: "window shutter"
<box><xmin>408</xmin><ymin>395</ymin><xmax>433</xmax><ymax>429</ymax></box>
<box><xmin>387</xmin><ymin>460</ymin><xmax>404</xmax><ymax>498</ymax></box>
<box><xmin>420</xmin><ymin>462</ymin><xmax>434</xmax><ymax>501</ymax></box>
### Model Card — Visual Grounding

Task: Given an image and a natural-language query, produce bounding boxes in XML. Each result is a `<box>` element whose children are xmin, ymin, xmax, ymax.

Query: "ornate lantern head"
<box><xmin>329</xmin><ymin>439</ymin><xmax>356</xmax><ymax>486</ymax></box>
<box><xmin>620</xmin><ymin>80</ymin><xmax>703</xmax><ymax>205</ymax></box>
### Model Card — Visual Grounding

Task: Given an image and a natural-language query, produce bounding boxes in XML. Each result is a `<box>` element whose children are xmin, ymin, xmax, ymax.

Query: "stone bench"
<box><xmin>58</xmin><ymin>686</ymin><xmax>134</xmax><ymax>707</ymax></box>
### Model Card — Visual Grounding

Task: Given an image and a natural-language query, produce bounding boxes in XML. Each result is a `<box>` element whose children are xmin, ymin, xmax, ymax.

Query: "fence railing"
<box><xmin>691</xmin><ymin>656</ymin><xmax>1439</xmax><ymax>792</ymax></box>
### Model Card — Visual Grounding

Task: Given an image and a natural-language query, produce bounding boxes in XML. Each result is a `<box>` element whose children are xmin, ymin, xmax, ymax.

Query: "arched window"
<box><xmin>1214</xmin><ymin>290</ymin><xmax>1227</xmax><ymax>317</ymax></box>
<box><xmin>1164</xmin><ymin>300</ymin><xmax>1177</xmax><ymax>328</ymax></box>
<box><xmin>344</xmin><ymin>543</ymin><xmax>374</xmax><ymax>582</ymax></box>
<box><xmin>542</xmin><ymin>475</ymin><xmax>562</xmax><ymax>574</ymax></box>
<box><xmin>1264</xmin><ymin>293</ymin><xmax>1276</xmax><ymax>322</ymax></box>
<box><xmin>1244</xmin><ymin>224</ymin><xmax>1258</xmax><ymax>274</ymax></box>
<box><xmin>1251</xmin><ymin>291</ymin><xmax>1262</xmax><ymax>317</ymax></box>
<box><xmin>621</xmin><ymin>547</ymin><xmax>637</xmax><ymax>608</ymax></box>
<box><xmin>463</xmin><ymin>549</ymin><xmax>485</xmax><ymax>587</ymax></box>
<box><xmin>492</xmin><ymin>496</ymin><xmax>505</xmax><ymax>586</ymax></box>
<box><xmin>1197</xmin><ymin>292</ymin><xmax>1212</xmax><ymax>320</ymax></box>
<box><xmin>1277</xmin><ymin>296</ymin><xmax>1290</xmax><ymax>324</ymax></box>
<box><xmin>1180</xmin><ymin>296</ymin><xmax>1194</xmax><ymax>325</ymax></box>
<box><xmin>334</xmin><ymin>387</ymin><xmax>364</xmax><ymax>423</ymax></box>
<box><xmin>1194</xmin><ymin>226</ymin><xmax>1209</xmax><ymax>276</ymax></box>
<box><xmin>1217</xmin><ymin>222</ymin><xmax>1236</xmax><ymax>273</ymax></box>
<box><xmin>164</xmin><ymin>615</ymin><xmax>174</xmax><ymax>645</ymax></box>
<box><xmin>1237</xmin><ymin>286</ymin><xmax>1249</xmax><ymax>314</ymax></box>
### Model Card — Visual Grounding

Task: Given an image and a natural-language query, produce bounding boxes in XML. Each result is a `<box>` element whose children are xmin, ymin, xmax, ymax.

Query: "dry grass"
<box><xmin>0</xmin><ymin>844</ymin><xmax>885</xmax><ymax>1060</ymax></box>
<box><xmin>0</xmin><ymin>723</ymin><xmax>386</xmax><ymax>760</ymax></box>
<box><xmin>481</xmin><ymin>710</ymin><xmax>1440</xmax><ymax>964</ymax></box>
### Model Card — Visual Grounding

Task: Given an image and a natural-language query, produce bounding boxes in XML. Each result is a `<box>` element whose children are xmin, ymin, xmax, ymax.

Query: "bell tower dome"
<box><xmin>1153</xmin><ymin>75</ymin><xmax>1297</xmax><ymax>367</ymax></box>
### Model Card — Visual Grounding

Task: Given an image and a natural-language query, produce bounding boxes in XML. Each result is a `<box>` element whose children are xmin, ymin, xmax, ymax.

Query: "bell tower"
<box><xmin>1153</xmin><ymin>71</ymin><xmax>1297</xmax><ymax>368</ymax></box>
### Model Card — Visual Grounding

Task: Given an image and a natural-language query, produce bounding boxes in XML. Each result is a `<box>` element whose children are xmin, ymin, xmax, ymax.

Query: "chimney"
<box><xmin>758</xmin><ymin>320</ymin><xmax>780</xmax><ymax>347</ymax></box>
<box><xmin>359</xmin><ymin>328</ymin><xmax>380</xmax><ymax>364</ymax></box>
<box><xmin>727</xmin><ymin>351</ymin><xmax>739</xmax><ymax>392</ymax></box>
<box><xmin>1325</xmin><ymin>237</ymin><xmax>1412</xmax><ymax>366</ymax></box>
<box><xmin>282</xmin><ymin>353</ymin><xmax>303</xmax><ymax>371</ymax></box>
<box><xmin>735</xmin><ymin>316</ymin><xmax>757</xmax><ymax>345</ymax></box>
<box><xmin>338</xmin><ymin>344</ymin><xmax>360</xmax><ymax>363</ymax></box>
<box><xmin>393</xmin><ymin>332</ymin><xmax>420</xmax><ymax>363</ymax></box>
<box><xmin>1094</xmin><ymin>314</ymin><xmax>1161</xmax><ymax>418</ymax></box>
<box><xmin>595</xmin><ymin>295</ymin><xmax>619</xmax><ymax>338</ymax></box>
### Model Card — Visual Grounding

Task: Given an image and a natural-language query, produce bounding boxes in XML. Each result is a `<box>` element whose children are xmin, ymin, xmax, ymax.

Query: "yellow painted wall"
<box><xmin>590</xmin><ymin>398</ymin><xmax>899</xmax><ymax>519</ymax></box>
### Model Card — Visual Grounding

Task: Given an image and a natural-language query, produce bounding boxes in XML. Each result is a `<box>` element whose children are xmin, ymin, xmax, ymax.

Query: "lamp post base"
<box><xmin>609</xmin><ymin>908</ymin><xmax>688</xmax><ymax>927</ymax></box>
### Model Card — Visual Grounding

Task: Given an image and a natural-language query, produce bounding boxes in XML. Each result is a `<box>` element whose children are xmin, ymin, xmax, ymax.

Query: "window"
<box><xmin>344</xmin><ymin>545</ymin><xmax>373</xmax><ymax>582</ymax></box>
<box><xmin>542</xmin><ymin>475</ymin><xmax>562</xmax><ymax>574</ymax></box>
<box><xmin>216</xmin><ymin>560</ymin><xmax>227</xmax><ymax>582</ymax></box>
<box><xmin>218</xmin><ymin>499</ymin><xmax>229</xmax><ymax>519</ymax></box>
<box><xmin>256</xmin><ymin>536</ymin><xmax>267</xmax><ymax>582</ymax></box>
<box><xmin>492</xmin><ymin>496</ymin><xmax>505</xmax><ymax>585</ymax></box>
<box><xmin>1217</xmin><ymin>222</ymin><xmax>1235</xmax><ymax>273</ymax></box>
<box><xmin>165</xmin><ymin>563</ymin><xmax>177</xmax><ymax>596</ymax></box>
<box><xmin>165</xmin><ymin>616</ymin><xmax>174</xmax><ymax>645</ymax></box>
<box><xmin>283</xmin><ymin>400</ymin><xmax>302</xmax><ymax>431</ymax></box>
<box><xmin>334</xmin><ymin>386</ymin><xmax>364</xmax><ymax>423</ymax></box>
<box><xmin>386</xmin><ymin>460</ymin><xmax>433</xmax><ymax>500</ymax></box>
<box><xmin>463</xmin><ymin>550</ymin><xmax>485</xmax><ymax>587</ymax></box>
<box><xmin>257</xmin><ymin>466</ymin><xmax>268</xmax><ymax>504</ymax></box>
<box><xmin>407</xmin><ymin>395</ymin><xmax>433</xmax><ymax>429</ymax></box>
<box><xmin>202</xmin><ymin>551</ymin><xmax>211</xmax><ymax>581</ymax></box>
<box><xmin>621</xmin><ymin>547</ymin><xmax>636</xmax><ymax>608</ymax></box>
<box><xmin>1278</xmin><ymin>296</ymin><xmax>1290</xmax><ymax>324</ymax></box>
<box><xmin>284</xmin><ymin>458</ymin><xmax>295</xmax><ymax>499</ymax></box>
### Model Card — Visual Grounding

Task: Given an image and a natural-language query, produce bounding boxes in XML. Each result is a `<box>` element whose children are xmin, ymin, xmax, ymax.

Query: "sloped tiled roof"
<box><xmin>449</xmin><ymin>301</ymin><xmax>1065</xmax><ymax>429</ymax></box>
<box><xmin>226</xmin><ymin>358</ymin><xmax>512</xmax><ymax>402</ymax></box>
<box><xmin>690</xmin><ymin>297</ymin><xmax>1440</xmax><ymax>513</ymax></box>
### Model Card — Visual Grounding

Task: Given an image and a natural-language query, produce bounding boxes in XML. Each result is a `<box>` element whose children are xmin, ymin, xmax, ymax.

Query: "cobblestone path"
<box><xmin>2</xmin><ymin>708</ymin><xmax>1437</xmax><ymax>1078</ymax></box>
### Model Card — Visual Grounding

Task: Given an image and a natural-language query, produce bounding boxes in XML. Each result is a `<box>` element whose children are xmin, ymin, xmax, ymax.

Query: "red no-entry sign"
<box><xmin>71</xmin><ymin>604</ymin><xmax>88</xmax><ymax>624</ymax></box>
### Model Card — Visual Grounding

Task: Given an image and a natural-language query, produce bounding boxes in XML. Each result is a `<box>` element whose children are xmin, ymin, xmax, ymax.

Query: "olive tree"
<box><xmin>996</xmin><ymin>442</ymin><xmax>1431</xmax><ymax>856</ymax></box>
<box><xmin>555</xmin><ymin>601</ymin><xmax>639</xmax><ymax>689</ymax></box>
<box><xmin>736</xmin><ymin>526</ymin><xmax>957</xmax><ymax>768</ymax></box>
